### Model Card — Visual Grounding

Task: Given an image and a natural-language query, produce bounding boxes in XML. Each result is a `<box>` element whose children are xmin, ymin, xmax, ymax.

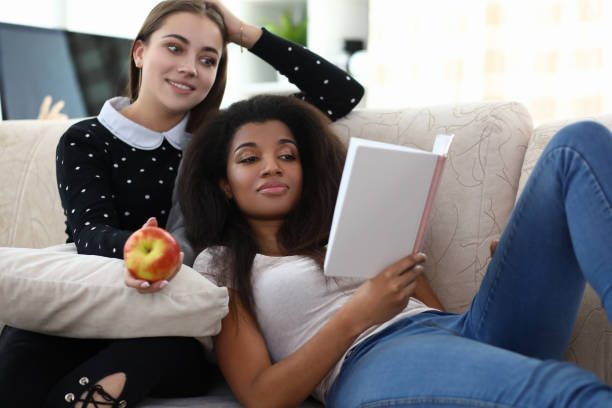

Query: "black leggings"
<box><xmin>0</xmin><ymin>326</ymin><xmax>219</xmax><ymax>408</ymax></box>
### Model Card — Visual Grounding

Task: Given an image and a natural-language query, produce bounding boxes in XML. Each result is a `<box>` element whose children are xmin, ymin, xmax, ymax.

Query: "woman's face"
<box><xmin>133</xmin><ymin>11</ymin><xmax>223</xmax><ymax>115</ymax></box>
<box><xmin>222</xmin><ymin>120</ymin><xmax>303</xmax><ymax>222</ymax></box>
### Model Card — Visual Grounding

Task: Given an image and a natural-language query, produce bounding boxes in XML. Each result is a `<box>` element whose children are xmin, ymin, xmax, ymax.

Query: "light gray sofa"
<box><xmin>2</xmin><ymin>101</ymin><xmax>612</xmax><ymax>407</ymax></box>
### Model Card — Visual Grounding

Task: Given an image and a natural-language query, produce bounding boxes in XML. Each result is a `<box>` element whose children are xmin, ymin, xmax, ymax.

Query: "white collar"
<box><xmin>97</xmin><ymin>97</ymin><xmax>190</xmax><ymax>151</ymax></box>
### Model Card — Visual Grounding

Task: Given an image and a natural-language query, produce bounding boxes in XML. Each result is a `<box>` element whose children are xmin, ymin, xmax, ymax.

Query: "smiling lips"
<box><xmin>257</xmin><ymin>182</ymin><xmax>289</xmax><ymax>195</ymax></box>
<box><xmin>167</xmin><ymin>79</ymin><xmax>195</xmax><ymax>93</ymax></box>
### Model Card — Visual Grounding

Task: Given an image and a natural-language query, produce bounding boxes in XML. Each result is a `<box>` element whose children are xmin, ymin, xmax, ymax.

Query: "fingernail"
<box><xmin>140</xmin><ymin>281</ymin><xmax>150</xmax><ymax>289</ymax></box>
<box><xmin>160</xmin><ymin>280</ymin><xmax>169</xmax><ymax>289</ymax></box>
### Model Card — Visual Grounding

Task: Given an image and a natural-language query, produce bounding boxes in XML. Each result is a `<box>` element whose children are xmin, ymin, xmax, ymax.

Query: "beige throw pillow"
<box><xmin>0</xmin><ymin>246</ymin><xmax>228</xmax><ymax>341</ymax></box>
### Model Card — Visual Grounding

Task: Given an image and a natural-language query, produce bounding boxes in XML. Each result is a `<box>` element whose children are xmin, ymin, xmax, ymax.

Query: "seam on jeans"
<box><xmin>474</xmin><ymin>176</ymin><xmax>527</xmax><ymax>334</ymax></box>
<box><xmin>358</xmin><ymin>396</ymin><xmax>519</xmax><ymax>407</ymax></box>
<box><xmin>475</xmin><ymin>145</ymin><xmax>556</xmax><ymax>333</ymax></box>
<box><xmin>551</xmin><ymin>145</ymin><xmax>612</xmax><ymax>217</ymax></box>
<box><xmin>552</xmin><ymin>145</ymin><xmax>612</xmax><ymax>304</ymax></box>
<box><xmin>474</xmin><ymin>143</ymin><xmax>612</xmax><ymax>335</ymax></box>
<box><xmin>417</xmin><ymin>320</ymin><xmax>461</xmax><ymax>336</ymax></box>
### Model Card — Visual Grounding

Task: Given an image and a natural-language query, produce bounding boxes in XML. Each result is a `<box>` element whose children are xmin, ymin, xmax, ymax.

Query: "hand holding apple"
<box><xmin>124</xmin><ymin>225</ymin><xmax>181</xmax><ymax>282</ymax></box>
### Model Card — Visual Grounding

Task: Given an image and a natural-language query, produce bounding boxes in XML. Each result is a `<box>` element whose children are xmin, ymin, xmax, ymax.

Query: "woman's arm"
<box><xmin>414</xmin><ymin>274</ymin><xmax>444</xmax><ymax>311</ymax></box>
<box><xmin>247</xmin><ymin>29</ymin><xmax>365</xmax><ymax>121</ymax></box>
<box><xmin>214</xmin><ymin>253</ymin><xmax>425</xmax><ymax>408</ymax></box>
<box><xmin>215</xmin><ymin>290</ymin><xmax>361</xmax><ymax>408</ymax></box>
<box><xmin>205</xmin><ymin>0</ymin><xmax>364</xmax><ymax>121</ymax></box>
<box><xmin>56</xmin><ymin>122</ymin><xmax>132</xmax><ymax>258</ymax></box>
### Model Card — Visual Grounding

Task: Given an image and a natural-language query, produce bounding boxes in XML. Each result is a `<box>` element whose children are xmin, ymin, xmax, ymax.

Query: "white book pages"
<box><xmin>324</xmin><ymin>135</ymin><xmax>453</xmax><ymax>278</ymax></box>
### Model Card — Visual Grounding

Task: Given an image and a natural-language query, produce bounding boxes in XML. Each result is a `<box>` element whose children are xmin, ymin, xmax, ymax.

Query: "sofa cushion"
<box><xmin>331</xmin><ymin>102</ymin><xmax>533</xmax><ymax>313</ymax></box>
<box><xmin>0</xmin><ymin>244</ymin><xmax>228</xmax><ymax>342</ymax></box>
<box><xmin>518</xmin><ymin>114</ymin><xmax>612</xmax><ymax>197</ymax></box>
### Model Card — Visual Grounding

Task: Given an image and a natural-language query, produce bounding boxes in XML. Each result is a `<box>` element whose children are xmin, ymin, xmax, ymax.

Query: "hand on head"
<box><xmin>203</xmin><ymin>0</ymin><xmax>243</xmax><ymax>43</ymax></box>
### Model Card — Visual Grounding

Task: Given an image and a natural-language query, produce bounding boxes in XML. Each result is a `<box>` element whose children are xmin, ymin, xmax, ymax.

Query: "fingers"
<box><xmin>144</xmin><ymin>279</ymin><xmax>170</xmax><ymax>293</ymax></box>
<box><xmin>49</xmin><ymin>99</ymin><xmax>66</xmax><ymax>118</ymax></box>
<box><xmin>393</xmin><ymin>264</ymin><xmax>424</xmax><ymax>293</ymax></box>
<box><xmin>142</xmin><ymin>217</ymin><xmax>158</xmax><ymax>228</ymax></box>
<box><xmin>204</xmin><ymin>0</ymin><xmax>243</xmax><ymax>43</ymax></box>
<box><xmin>38</xmin><ymin>96</ymin><xmax>68</xmax><ymax>120</ymax></box>
<box><xmin>38</xmin><ymin>95</ymin><xmax>52</xmax><ymax>119</ymax></box>
<box><xmin>124</xmin><ymin>266</ymin><xmax>147</xmax><ymax>289</ymax></box>
<box><xmin>124</xmin><ymin>266</ymin><xmax>170</xmax><ymax>294</ymax></box>
<box><xmin>384</xmin><ymin>252</ymin><xmax>427</xmax><ymax>277</ymax></box>
<box><xmin>374</xmin><ymin>255</ymin><xmax>425</xmax><ymax>298</ymax></box>
<box><xmin>123</xmin><ymin>251</ymin><xmax>182</xmax><ymax>293</ymax></box>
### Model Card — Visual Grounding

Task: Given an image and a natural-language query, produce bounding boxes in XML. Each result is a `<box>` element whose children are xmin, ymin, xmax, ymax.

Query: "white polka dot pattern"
<box><xmin>57</xmin><ymin>118</ymin><xmax>182</xmax><ymax>258</ymax></box>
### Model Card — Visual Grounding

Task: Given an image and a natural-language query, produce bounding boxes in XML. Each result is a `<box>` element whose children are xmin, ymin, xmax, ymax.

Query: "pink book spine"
<box><xmin>412</xmin><ymin>155</ymin><xmax>447</xmax><ymax>253</ymax></box>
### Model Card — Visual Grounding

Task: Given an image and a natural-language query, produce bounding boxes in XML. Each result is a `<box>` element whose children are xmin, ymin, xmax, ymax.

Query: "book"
<box><xmin>323</xmin><ymin>134</ymin><xmax>454</xmax><ymax>278</ymax></box>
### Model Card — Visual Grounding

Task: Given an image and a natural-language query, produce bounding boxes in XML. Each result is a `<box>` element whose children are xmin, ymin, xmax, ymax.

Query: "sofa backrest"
<box><xmin>0</xmin><ymin>101</ymin><xmax>533</xmax><ymax>314</ymax></box>
<box><xmin>331</xmin><ymin>101</ymin><xmax>533</xmax><ymax>313</ymax></box>
<box><xmin>519</xmin><ymin>113</ymin><xmax>612</xmax><ymax>198</ymax></box>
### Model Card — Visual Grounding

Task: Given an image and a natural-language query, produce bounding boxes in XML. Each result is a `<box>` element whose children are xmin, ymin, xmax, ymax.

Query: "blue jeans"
<box><xmin>326</xmin><ymin>121</ymin><xmax>612</xmax><ymax>407</ymax></box>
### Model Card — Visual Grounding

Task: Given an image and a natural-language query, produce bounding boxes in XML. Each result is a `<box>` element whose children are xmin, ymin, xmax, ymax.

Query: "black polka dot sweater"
<box><xmin>56</xmin><ymin>28</ymin><xmax>365</xmax><ymax>259</ymax></box>
<box><xmin>56</xmin><ymin>110</ymin><xmax>184</xmax><ymax>258</ymax></box>
<box><xmin>250</xmin><ymin>29</ymin><xmax>364</xmax><ymax>121</ymax></box>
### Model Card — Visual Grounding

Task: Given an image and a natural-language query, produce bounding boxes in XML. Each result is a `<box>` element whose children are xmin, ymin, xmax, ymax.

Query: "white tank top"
<box><xmin>194</xmin><ymin>248</ymin><xmax>434</xmax><ymax>402</ymax></box>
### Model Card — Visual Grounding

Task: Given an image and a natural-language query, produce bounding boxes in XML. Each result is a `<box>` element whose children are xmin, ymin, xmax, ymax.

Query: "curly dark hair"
<box><xmin>178</xmin><ymin>94</ymin><xmax>346</xmax><ymax>317</ymax></box>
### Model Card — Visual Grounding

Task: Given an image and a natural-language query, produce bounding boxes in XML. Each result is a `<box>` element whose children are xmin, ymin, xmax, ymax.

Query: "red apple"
<box><xmin>123</xmin><ymin>226</ymin><xmax>181</xmax><ymax>282</ymax></box>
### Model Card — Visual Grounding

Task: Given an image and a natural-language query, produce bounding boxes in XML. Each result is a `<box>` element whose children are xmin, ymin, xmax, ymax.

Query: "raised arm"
<box><xmin>248</xmin><ymin>29</ymin><xmax>364</xmax><ymax>121</ymax></box>
<box><xmin>205</xmin><ymin>0</ymin><xmax>365</xmax><ymax>121</ymax></box>
<box><xmin>214</xmin><ymin>253</ymin><xmax>425</xmax><ymax>407</ymax></box>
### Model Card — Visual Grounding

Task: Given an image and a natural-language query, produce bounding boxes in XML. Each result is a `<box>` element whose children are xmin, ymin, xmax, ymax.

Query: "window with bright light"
<box><xmin>366</xmin><ymin>0</ymin><xmax>612</xmax><ymax>124</ymax></box>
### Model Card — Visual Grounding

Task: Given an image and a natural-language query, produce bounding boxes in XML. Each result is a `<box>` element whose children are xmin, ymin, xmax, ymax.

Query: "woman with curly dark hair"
<box><xmin>0</xmin><ymin>0</ymin><xmax>364</xmax><ymax>404</ymax></box>
<box><xmin>181</xmin><ymin>94</ymin><xmax>612</xmax><ymax>407</ymax></box>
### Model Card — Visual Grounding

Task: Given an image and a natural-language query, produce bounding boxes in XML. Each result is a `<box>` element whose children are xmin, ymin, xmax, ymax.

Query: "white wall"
<box><xmin>0</xmin><ymin>0</ymin><xmax>159</xmax><ymax>38</ymax></box>
<box><xmin>307</xmin><ymin>0</ymin><xmax>368</xmax><ymax>64</ymax></box>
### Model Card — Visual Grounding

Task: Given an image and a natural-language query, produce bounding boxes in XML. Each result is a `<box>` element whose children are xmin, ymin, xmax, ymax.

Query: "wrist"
<box><xmin>334</xmin><ymin>303</ymin><xmax>368</xmax><ymax>338</ymax></box>
<box><xmin>233</xmin><ymin>23</ymin><xmax>261</xmax><ymax>49</ymax></box>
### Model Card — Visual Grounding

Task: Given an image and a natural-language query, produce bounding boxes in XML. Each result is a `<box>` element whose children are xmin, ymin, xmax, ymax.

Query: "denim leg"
<box><xmin>326</xmin><ymin>317</ymin><xmax>612</xmax><ymax>408</ymax></box>
<box><xmin>459</xmin><ymin>121</ymin><xmax>612</xmax><ymax>360</ymax></box>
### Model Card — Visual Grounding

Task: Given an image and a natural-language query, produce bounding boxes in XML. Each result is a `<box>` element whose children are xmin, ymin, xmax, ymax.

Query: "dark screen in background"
<box><xmin>0</xmin><ymin>22</ymin><xmax>131</xmax><ymax>119</ymax></box>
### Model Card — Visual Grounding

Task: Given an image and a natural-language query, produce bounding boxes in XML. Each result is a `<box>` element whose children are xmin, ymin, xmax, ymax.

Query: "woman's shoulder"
<box><xmin>60</xmin><ymin>118</ymin><xmax>112</xmax><ymax>145</ymax></box>
<box><xmin>65</xmin><ymin>117</ymin><xmax>102</xmax><ymax>132</ymax></box>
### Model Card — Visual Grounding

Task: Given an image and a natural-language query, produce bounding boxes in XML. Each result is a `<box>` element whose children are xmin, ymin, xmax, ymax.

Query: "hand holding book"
<box><xmin>324</xmin><ymin>134</ymin><xmax>454</xmax><ymax>278</ymax></box>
